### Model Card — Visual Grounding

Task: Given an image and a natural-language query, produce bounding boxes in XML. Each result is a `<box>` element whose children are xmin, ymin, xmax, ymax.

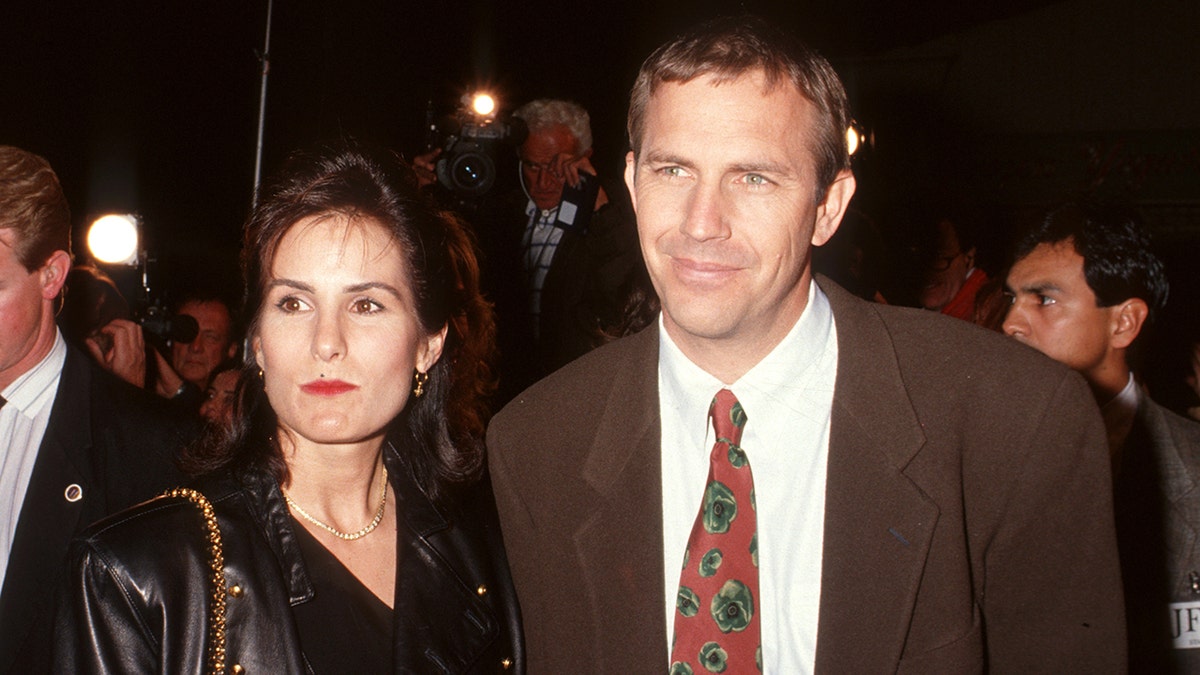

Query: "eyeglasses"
<box><xmin>928</xmin><ymin>251</ymin><xmax>964</xmax><ymax>272</ymax></box>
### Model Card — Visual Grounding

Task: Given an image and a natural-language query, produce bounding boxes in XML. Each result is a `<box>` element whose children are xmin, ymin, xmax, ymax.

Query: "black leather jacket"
<box><xmin>54</xmin><ymin>443</ymin><xmax>524</xmax><ymax>673</ymax></box>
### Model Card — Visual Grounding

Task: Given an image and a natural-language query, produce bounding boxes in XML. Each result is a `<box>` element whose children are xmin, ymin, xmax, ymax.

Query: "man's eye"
<box><xmin>745</xmin><ymin>173</ymin><xmax>769</xmax><ymax>186</ymax></box>
<box><xmin>660</xmin><ymin>166</ymin><xmax>686</xmax><ymax>178</ymax></box>
<box><xmin>1038</xmin><ymin>295</ymin><xmax>1056</xmax><ymax>306</ymax></box>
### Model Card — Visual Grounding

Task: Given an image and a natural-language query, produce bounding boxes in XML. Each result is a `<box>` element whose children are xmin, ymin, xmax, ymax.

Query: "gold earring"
<box><xmin>412</xmin><ymin>370</ymin><xmax>429</xmax><ymax>398</ymax></box>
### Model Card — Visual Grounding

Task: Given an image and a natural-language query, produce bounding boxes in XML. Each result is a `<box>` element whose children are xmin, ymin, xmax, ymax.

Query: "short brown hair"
<box><xmin>0</xmin><ymin>146</ymin><xmax>71</xmax><ymax>270</ymax></box>
<box><xmin>627</xmin><ymin>15</ymin><xmax>851</xmax><ymax>198</ymax></box>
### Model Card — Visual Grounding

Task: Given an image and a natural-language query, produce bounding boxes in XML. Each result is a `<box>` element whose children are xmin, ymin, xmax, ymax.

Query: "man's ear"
<box><xmin>1110</xmin><ymin>298</ymin><xmax>1149</xmax><ymax>350</ymax></box>
<box><xmin>40</xmin><ymin>250</ymin><xmax>71</xmax><ymax>300</ymax></box>
<box><xmin>624</xmin><ymin>151</ymin><xmax>637</xmax><ymax>213</ymax></box>
<box><xmin>964</xmin><ymin>246</ymin><xmax>978</xmax><ymax>269</ymax></box>
<box><xmin>811</xmin><ymin>170</ymin><xmax>856</xmax><ymax>247</ymax></box>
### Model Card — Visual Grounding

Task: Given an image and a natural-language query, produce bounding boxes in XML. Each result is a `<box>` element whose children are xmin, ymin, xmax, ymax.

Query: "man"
<box><xmin>86</xmin><ymin>289</ymin><xmax>237</xmax><ymax>410</ymax></box>
<box><xmin>488</xmin><ymin>17</ymin><xmax>1124</xmax><ymax>673</ymax></box>
<box><xmin>481</xmin><ymin>99</ymin><xmax>642</xmax><ymax>400</ymax></box>
<box><xmin>0</xmin><ymin>146</ymin><xmax>189</xmax><ymax>673</ymax></box>
<box><xmin>158</xmin><ymin>292</ymin><xmax>237</xmax><ymax>402</ymax></box>
<box><xmin>1004</xmin><ymin>202</ymin><xmax>1200</xmax><ymax>672</ymax></box>
<box><xmin>919</xmin><ymin>216</ymin><xmax>990</xmax><ymax>321</ymax></box>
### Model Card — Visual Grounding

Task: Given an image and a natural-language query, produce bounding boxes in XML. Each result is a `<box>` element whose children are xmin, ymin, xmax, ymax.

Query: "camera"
<box><xmin>138</xmin><ymin>302</ymin><xmax>199</xmax><ymax>347</ymax></box>
<box><xmin>429</xmin><ymin>93</ymin><xmax>528</xmax><ymax>199</ymax></box>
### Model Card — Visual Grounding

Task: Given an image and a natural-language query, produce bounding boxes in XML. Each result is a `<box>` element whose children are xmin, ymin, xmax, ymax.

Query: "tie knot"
<box><xmin>709</xmin><ymin>388</ymin><xmax>747</xmax><ymax>446</ymax></box>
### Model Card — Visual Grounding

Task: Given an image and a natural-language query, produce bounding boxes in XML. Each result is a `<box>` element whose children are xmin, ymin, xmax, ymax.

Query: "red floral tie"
<box><xmin>670</xmin><ymin>389</ymin><xmax>761</xmax><ymax>674</ymax></box>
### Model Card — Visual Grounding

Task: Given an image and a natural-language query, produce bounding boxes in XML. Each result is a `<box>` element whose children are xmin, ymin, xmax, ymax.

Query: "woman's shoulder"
<box><xmin>72</xmin><ymin>476</ymin><xmax>251</xmax><ymax>573</ymax></box>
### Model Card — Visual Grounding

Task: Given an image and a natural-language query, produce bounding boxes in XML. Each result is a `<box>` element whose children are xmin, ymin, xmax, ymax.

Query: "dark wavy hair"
<box><xmin>182</xmin><ymin>140</ymin><xmax>496</xmax><ymax>501</ymax></box>
<box><xmin>1012</xmin><ymin>201</ymin><xmax>1169</xmax><ymax>322</ymax></box>
<box><xmin>626</xmin><ymin>15</ymin><xmax>851</xmax><ymax>201</ymax></box>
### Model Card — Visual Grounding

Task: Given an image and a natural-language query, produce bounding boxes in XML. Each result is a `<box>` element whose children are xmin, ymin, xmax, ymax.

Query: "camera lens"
<box><xmin>445</xmin><ymin>151</ymin><xmax>495</xmax><ymax>197</ymax></box>
<box><xmin>453</xmin><ymin>155</ymin><xmax>486</xmax><ymax>189</ymax></box>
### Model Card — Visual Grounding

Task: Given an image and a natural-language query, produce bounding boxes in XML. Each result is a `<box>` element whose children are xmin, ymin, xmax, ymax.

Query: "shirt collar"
<box><xmin>1</xmin><ymin>329</ymin><xmax>67</xmax><ymax>417</ymax></box>
<box><xmin>1102</xmin><ymin>372</ymin><xmax>1139</xmax><ymax>453</ymax></box>
<box><xmin>659</xmin><ymin>280</ymin><xmax>833</xmax><ymax>426</ymax></box>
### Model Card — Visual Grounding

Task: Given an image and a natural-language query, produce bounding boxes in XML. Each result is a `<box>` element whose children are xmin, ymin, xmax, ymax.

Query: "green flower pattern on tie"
<box><xmin>671</xmin><ymin>389</ymin><xmax>761</xmax><ymax>673</ymax></box>
<box><xmin>712</xmin><ymin>580</ymin><xmax>754</xmax><ymax>632</ymax></box>
<box><xmin>677</xmin><ymin>586</ymin><xmax>701</xmax><ymax>617</ymax></box>
<box><xmin>699</xmin><ymin>642</ymin><xmax>729</xmax><ymax>673</ymax></box>
<box><xmin>699</xmin><ymin>548</ymin><xmax>723</xmax><ymax>577</ymax></box>
<box><xmin>702</xmin><ymin>481</ymin><xmax>737</xmax><ymax>534</ymax></box>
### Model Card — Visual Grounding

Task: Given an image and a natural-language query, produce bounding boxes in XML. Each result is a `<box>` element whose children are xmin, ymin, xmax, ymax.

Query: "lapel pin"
<box><xmin>1189</xmin><ymin>571</ymin><xmax>1200</xmax><ymax>595</ymax></box>
<box><xmin>64</xmin><ymin>484</ymin><xmax>83</xmax><ymax>503</ymax></box>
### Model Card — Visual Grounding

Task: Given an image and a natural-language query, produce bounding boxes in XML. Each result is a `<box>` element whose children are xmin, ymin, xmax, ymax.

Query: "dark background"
<box><xmin>4</xmin><ymin>0</ymin><xmax>1062</xmax><ymax>269</ymax></box>
<box><xmin>3</xmin><ymin>0</ymin><xmax>1197</xmax><ymax>394</ymax></box>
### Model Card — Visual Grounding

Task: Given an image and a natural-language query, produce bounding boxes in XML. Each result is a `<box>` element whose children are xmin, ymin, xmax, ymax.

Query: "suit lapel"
<box><xmin>815</xmin><ymin>279</ymin><xmax>939</xmax><ymax>672</ymax></box>
<box><xmin>574</xmin><ymin>326</ymin><xmax>669</xmax><ymax>666</ymax></box>
<box><xmin>0</xmin><ymin>350</ymin><xmax>94</xmax><ymax>670</ymax></box>
<box><xmin>1138</xmin><ymin>396</ymin><xmax>1200</xmax><ymax>595</ymax></box>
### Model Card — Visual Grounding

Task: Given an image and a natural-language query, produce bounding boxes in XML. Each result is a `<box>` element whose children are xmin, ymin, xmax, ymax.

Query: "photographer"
<box><xmin>84</xmin><ymin>289</ymin><xmax>238</xmax><ymax>413</ymax></box>
<box><xmin>419</xmin><ymin>98</ymin><xmax>644</xmax><ymax>403</ymax></box>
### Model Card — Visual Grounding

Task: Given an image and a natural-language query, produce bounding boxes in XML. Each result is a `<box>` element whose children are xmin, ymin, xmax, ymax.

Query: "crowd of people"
<box><xmin>1</xmin><ymin>13</ymin><xmax>1197</xmax><ymax>674</ymax></box>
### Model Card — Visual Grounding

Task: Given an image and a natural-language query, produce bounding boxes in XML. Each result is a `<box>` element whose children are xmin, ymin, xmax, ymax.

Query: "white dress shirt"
<box><xmin>660</xmin><ymin>281</ymin><xmax>837</xmax><ymax>674</ymax></box>
<box><xmin>0</xmin><ymin>330</ymin><xmax>67</xmax><ymax>590</ymax></box>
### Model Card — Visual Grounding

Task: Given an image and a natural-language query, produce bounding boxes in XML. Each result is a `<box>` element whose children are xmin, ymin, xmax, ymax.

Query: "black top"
<box><xmin>291</xmin><ymin>518</ymin><xmax>393</xmax><ymax>673</ymax></box>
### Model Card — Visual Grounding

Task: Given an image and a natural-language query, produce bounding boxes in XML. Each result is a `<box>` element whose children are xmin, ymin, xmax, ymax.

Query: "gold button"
<box><xmin>476</xmin><ymin>584</ymin><xmax>488</xmax><ymax>596</ymax></box>
<box><xmin>501</xmin><ymin>657</ymin><xmax>513</xmax><ymax>669</ymax></box>
<box><xmin>228</xmin><ymin>585</ymin><xmax>244</xmax><ymax>598</ymax></box>
<box><xmin>231</xmin><ymin>665</ymin><xmax>245</xmax><ymax>674</ymax></box>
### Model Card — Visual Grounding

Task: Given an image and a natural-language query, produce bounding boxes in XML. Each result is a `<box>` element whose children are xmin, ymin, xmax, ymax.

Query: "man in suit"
<box><xmin>0</xmin><ymin>146</ymin><xmax>189</xmax><ymax>673</ymax></box>
<box><xmin>1004</xmin><ymin>202</ymin><xmax>1200</xmax><ymax>672</ymax></box>
<box><xmin>488</xmin><ymin>17</ymin><xmax>1126</xmax><ymax>672</ymax></box>
<box><xmin>478</xmin><ymin>99</ymin><xmax>643</xmax><ymax>402</ymax></box>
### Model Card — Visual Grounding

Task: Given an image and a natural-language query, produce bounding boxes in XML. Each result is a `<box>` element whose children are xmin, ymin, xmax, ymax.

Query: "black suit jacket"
<box><xmin>489</xmin><ymin>277</ymin><xmax>1126</xmax><ymax>673</ymax></box>
<box><xmin>0</xmin><ymin>346</ymin><xmax>190</xmax><ymax>674</ymax></box>
<box><xmin>476</xmin><ymin>186</ymin><xmax>643</xmax><ymax>404</ymax></box>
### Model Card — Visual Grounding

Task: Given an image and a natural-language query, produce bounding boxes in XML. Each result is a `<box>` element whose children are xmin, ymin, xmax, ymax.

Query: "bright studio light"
<box><xmin>470</xmin><ymin>92</ymin><xmax>496</xmax><ymax>117</ymax></box>
<box><xmin>87</xmin><ymin>214</ymin><xmax>140</xmax><ymax>265</ymax></box>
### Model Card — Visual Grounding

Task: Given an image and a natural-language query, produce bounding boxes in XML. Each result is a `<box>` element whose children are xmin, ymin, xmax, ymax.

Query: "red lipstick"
<box><xmin>300</xmin><ymin>380</ymin><xmax>358</xmax><ymax>396</ymax></box>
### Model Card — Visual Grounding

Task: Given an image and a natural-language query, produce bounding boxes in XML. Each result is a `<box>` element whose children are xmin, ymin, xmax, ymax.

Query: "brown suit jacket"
<box><xmin>488</xmin><ymin>278</ymin><xmax>1126</xmax><ymax>673</ymax></box>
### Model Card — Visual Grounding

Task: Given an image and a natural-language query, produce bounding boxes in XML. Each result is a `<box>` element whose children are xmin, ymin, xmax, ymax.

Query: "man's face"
<box><xmin>171</xmin><ymin>299</ymin><xmax>235</xmax><ymax>388</ymax></box>
<box><xmin>624</xmin><ymin>71</ymin><xmax>853</xmax><ymax>376</ymax></box>
<box><xmin>520</xmin><ymin>124</ymin><xmax>582</xmax><ymax>211</ymax></box>
<box><xmin>0</xmin><ymin>230</ymin><xmax>64</xmax><ymax>391</ymax></box>
<box><xmin>1003</xmin><ymin>241</ymin><xmax>1116</xmax><ymax>379</ymax></box>
<box><xmin>919</xmin><ymin>219</ymin><xmax>974</xmax><ymax>311</ymax></box>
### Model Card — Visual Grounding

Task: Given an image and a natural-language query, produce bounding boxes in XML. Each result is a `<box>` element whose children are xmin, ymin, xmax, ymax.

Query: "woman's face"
<box><xmin>253</xmin><ymin>214</ymin><xmax>445</xmax><ymax>451</ymax></box>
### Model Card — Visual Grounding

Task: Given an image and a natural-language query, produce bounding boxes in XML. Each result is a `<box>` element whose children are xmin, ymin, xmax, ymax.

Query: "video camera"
<box><xmin>428</xmin><ymin>92</ymin><xmax>527</xmax><ymax>199</ymax></box>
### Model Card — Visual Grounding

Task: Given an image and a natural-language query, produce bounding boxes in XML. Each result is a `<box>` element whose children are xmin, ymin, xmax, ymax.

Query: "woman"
<box><xmin>55</xmin><ymin>142</ymin><xmax>523</xmax><ymax>673</ymax></box>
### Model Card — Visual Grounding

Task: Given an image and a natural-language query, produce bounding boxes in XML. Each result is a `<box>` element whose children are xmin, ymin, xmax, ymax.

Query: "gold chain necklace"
<box><xmin>282</xmin><ymin>466</ymin><xmax>388</xmax><ymax>541</ymax></box>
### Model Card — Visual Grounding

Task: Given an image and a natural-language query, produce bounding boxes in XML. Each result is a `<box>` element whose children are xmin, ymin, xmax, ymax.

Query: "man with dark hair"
<box><xmin>0</xmin><ymin>146</ymin><xmax>188</xmax><ymax>672</ymax></box>
<box><xmin>1005</xmin><ymin>201</ymin><xmax>1200</xmax><ymax>672</ymax></box>
<box><xmin>489</xmin><ymin>16</ymin><xmax>1124</xmax><ymax>673</ymax></box>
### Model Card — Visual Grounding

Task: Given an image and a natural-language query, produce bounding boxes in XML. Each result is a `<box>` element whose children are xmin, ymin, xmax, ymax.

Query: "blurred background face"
<box><xmin>171</xmin><ymin>299</ymin><xmax>235</xmax><ymax>388</ymax></box>
<box><xmin>199</xmin><ymin>368</ymin><xmax>239</xmax><ymax>426</ymax></box>
<box><xmin>252</xmin><ymin>214</ymin><xmax>443</xmax><ymax>450</ymax></box>
<box><xmin>919</xmin><ymin>219</ymin><xmax>973</xmax><ymax>311</ymax></box>
<box><xmin>519</xmin><ymin>124</ymin><xmax>581</xmax><ymax>211</ymax></box>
